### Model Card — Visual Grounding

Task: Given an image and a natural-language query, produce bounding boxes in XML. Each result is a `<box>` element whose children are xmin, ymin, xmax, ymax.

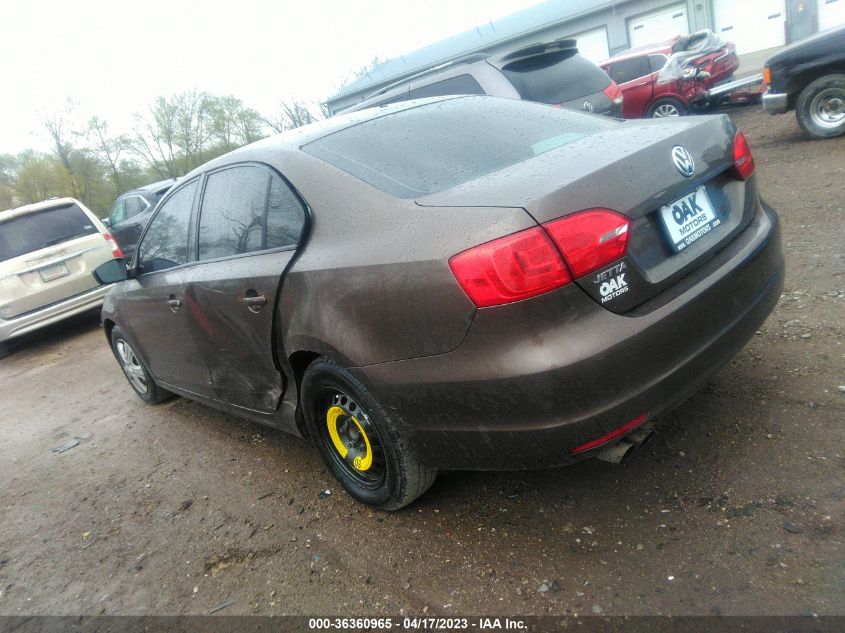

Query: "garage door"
<box><xmin>566</xmin><ymin>26</ymin><xmax>610</xmax><ymax>62</ymax></box>
<box><xmin>713</xmin><ymin>0</ymin><xmax>786</xmax><ymax>54</ymax></box>
<box><xmin>628</xmin><ymin>4</ymin><xmax>688</xmax><ymax>48</ymax></box>
<box><xmin>819</xmin><ymin>0</ymin><xmax>845</xmax><ymax>30</ymax></box>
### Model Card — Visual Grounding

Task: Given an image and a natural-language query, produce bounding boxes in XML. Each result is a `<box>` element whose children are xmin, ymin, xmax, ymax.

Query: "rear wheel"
<box><xmin>647</xmin><ymin>98</ymin><xmax>688</xmax><ymax>118</ymax></box>
<box><xmin>796</xmin><ymin>74</ymin><xmax>845</xmax><ymax>139</ymax></box>
<box><xmin>110</xmin><ymin>326</ymin><xmax>172</xmax><ymax>404</ymax></box>
<box><xmin>0</xmin><ymin>341</ymin><xmax>9</xmax><ymax>359</ymax></box>
<box><xmin>302</xmin><ymin>358</ymin><xmax>437</xmax><ymax>510</ymax></box>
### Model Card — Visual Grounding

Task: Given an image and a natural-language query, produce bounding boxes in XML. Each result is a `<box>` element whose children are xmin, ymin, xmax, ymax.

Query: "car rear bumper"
<box><xmin>762</xmin><ymin>92</ymin><xmax>789</xmax><ymax>114</ymax></box>
<box><xmin>354</xmin><ymin>200</ymin><xmax>783</xmax><ymax>470</ymax></box>
<box><xmin>0</xmin><ymin>284</ymin><xmax>110</xmax><ymax>343</ymax></box>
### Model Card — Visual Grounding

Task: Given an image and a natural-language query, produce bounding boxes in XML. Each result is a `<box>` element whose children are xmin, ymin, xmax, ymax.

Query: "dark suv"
<box><xmin>762</xmin><ymin>24</ymin><xmax>845</xmax><ymax>139</ymax></box>
<box><xmin>341</xmin><ymin>40</ymin><xmax>623</xmax><ymax>118</ymax></box>
<box><xmin>106</xmin><ymin>179</ymin><xmax>177</xmax><ymax>258</ymax></box>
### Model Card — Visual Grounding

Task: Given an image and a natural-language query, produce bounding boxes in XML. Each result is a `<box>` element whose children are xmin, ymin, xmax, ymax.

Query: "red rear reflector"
<box><xmin>103</xmin><ymin>233</ymin><xmax>124</xmax><ymax>259</ymax></box>
<box><xmin>543</xmin><ymin>209</ymin><xmax>630</xmax><ymax>278</ymax></box>
<box><xmin>449</xmin><ymin>227</ymin><xmax>572</xmax><ymax>308</ymax></box>
<box><xmin>603</xmin><ymin>81</ymin><xmax>623</xmax><ymax>104</ymax></box>
<box><xmin>570</xmin><ymin>413</ymin><xmax>649</xmax><ymax>455</ymax></box>
<box><xmin>733</xmin><ymin>130</ymin><xmax>755</xmax><ymax>180</ymax></box>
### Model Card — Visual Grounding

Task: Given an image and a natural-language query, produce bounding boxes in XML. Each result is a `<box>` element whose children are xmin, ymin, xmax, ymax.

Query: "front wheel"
<box><xmin>110</xmin><ymin>326</ymin><xmax>172</xmax><ymax>404</ymax></box>
<box><xmin>301</xmin><ymin>358</ymin><xmax>437</xmax><ymax>510</ymax></box>
<box><xmin>647</xmin><ymin>98</ymin><xmax>688</xmax><ymax>118</ymax></box>
<box><xmin>796</xmin><ymin>74</ymin><xmax>845</xmax><ymax>139</ymax></box>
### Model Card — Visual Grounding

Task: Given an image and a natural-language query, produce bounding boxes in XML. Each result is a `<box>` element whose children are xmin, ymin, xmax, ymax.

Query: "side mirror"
<box><xmin>102</xmin><ymin>217</ymin><xmax>111</xmax><ymax>227</ymax></box>
<box><xmin>93</xmin><ymin>258</ymin><xmax>128</xmax><ymax>285</ymax></box>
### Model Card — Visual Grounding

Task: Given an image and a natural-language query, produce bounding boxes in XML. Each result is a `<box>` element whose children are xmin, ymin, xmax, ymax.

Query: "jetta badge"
<box><xmin>583</xmin><ymin>100</ymin><xmax>594</xmax><ymax>112</ymax></box>
<box><xmin>672</xmin><ymin>146</ymin><xmax>695</xmax><ymax>178</ymax></box>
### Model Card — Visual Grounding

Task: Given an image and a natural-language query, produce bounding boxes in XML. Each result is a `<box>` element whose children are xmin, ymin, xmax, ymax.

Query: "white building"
<box><xmin>327</xmin><ymin>0</ymin><xmax>845</xmax><ymax>113</ymax></box>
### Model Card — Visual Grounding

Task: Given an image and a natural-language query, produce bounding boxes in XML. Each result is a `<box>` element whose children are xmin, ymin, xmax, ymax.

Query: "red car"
<box><xmin>600</xmin><ymin>31</ymin><xmax>739</xmax><ymax>118</ymax></box>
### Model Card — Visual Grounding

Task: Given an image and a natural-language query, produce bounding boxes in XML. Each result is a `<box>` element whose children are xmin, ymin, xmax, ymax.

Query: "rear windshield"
<box><xmin>303</xmin><ymin>96</ymin><xmax>616</xmax><ymax>198</ymax></box>
<box><xmin>0</xmin><ymin>203</ymin><xmax>98</xmax><ymax>263</ymax></box>
<box><xmin>501</xmin><ymin>51</ymin><xmax>611</xmax><ymax>104</ymax></box>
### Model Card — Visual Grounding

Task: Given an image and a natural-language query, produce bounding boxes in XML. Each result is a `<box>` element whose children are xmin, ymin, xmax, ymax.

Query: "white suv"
<box><xmin>0</xmin><ymin>197</ymin><xmax>123</xmax><ymax>357</ymax></box>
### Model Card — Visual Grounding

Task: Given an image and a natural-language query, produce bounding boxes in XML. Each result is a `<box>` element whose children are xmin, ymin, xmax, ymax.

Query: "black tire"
<box><xmin>796</xmin><ymin>74</ymin><xmax>845</xmax><ymax>139</ymax></box>
<box><xmin>110</xmin><ymin>326</ymin><xmax>172</xmax><ymax>404</ymax></box>
<box><xmin>647</xmin><ymin>97</ymin><xmax>689</xmax><ymax>118</ymax></box>
<box><xmin>0</xmin><ymin>341</ymin><xmax>9</xmax><ymax>359</ymax></box>
<box><xmin>301</xmin><ymin>358</ymin><xmax>437</xmax><ymax>510</ymax></box>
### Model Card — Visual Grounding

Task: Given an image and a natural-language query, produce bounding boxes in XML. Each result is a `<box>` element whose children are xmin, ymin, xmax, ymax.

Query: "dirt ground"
<box><xmin>0</xmin><ymin>105</ymin><xmax>843</xmax><ymax>618</ymax></box>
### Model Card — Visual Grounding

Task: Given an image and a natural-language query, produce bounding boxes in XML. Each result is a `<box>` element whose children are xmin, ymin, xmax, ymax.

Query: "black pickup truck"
<box><xmin>762</xmin><ymin>24</ymin><xmax>845</xmax><ymax>139</ymax></box>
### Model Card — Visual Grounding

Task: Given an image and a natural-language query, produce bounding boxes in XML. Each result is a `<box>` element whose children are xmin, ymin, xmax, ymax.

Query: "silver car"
<box><xmin>0</xmin><ymin>197</ymin><xmax>123</xmax><ymax>357</ymax></box>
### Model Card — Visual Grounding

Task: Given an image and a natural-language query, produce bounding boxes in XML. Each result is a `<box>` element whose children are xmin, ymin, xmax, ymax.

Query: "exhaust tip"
<box><xmin>594</xmin><ymin>440</ymin><xmax>636</xmax><ymax>464</ymax></box>
<box><xmin>627</xmin><ymin>427</ymin><xmax>654</xmax><ymax>448</ymax></box>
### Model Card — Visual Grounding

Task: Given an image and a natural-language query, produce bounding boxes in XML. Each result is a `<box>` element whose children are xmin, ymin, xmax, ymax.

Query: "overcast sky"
<box><xmin>0</xmin><ymin>0</ymin><xmax>545</xmax><ymax>154</ymax></box>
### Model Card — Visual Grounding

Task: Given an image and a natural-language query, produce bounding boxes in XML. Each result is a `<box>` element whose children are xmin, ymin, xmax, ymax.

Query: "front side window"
<box><xmin>649</xmin><ymin>54</ymin><xmax>669</xmax><ymax>73</ymax></box>
<box><xmin>606</xmin><ymin>57</ymin><xmax>653</xmax><ymax>84</ymax></box>
<box><xmin>109</xmin><ymin>198</ymin><xmax>126</xmax><ymax>225</ymax></box>
<box><xmin>137</xmin><ymin>180</ymin><xmax>198</xmax><ymax>274</ymax></box>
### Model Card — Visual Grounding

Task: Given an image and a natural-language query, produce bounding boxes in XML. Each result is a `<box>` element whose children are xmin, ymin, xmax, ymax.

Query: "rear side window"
<box><xmin>137</xmin><ymin>180</ymin><xmax>198</xmax><ymax>274</ymax></box>
<box><xmin>197</xmin><ymin>166</ymin><xmax>304</xmax><ymax>261</ymax></box>
<box><xmin>606</xmin><ymin>57</ymin><xmax>653</xmax><ymax>84</ymax></box>
<box><xmin>501</xmin><ymin>52</ymin><xmax>611</xmax><ymax>104</ymax></box>
<box><xmin>266</xmin><ymin>174</ymin><xmax>306</xmax><ymax>249</ymax></box>
<box><xmin>0</xmin><ymin>203</ymin><xmax>98</xmax><ymax>263</ymax></box>
<box><xmin>124</xmin><ymin>196</ymin><xmax>147</xmax><ymax>218</ymax></box>
<box><xmin>304</xmin><ymin>96</ymin><xmax>616</xmax><ymax>198</ymax></box>
<box><xmin>408</xmin><ymin>74</ymin><xmax>485</xmax><ymax>99</ymax></box>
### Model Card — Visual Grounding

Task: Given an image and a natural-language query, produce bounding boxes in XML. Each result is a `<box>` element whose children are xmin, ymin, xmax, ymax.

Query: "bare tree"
<box><xmin>264</xmin><ymin>99</ymin><xmax>323</xmax><ymax>133</ymax></box>
<box><xmin>87</xmin><ymin>116</ymin><xmax>130</xmax><ymax>196</ymax></box>
<box><xmin>131</xmin><ymin>96</ymin><xmax>181</xmax><ymax>178</ymax></box>
<box><xmin>208</xmin><ymin>96</ymin><xmax>265</xmax><ymax>150</ymax></box>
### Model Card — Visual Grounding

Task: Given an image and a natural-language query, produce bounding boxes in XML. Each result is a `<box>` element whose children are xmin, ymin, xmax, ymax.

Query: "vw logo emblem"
<box><xmin>671</xmin><ymin>146</ymin><xmax>695</xmax><ymax>178</ymax></box>
<box><xmin>583</xmin><ymin>100</ymin><xmax>594</xmax><ymax>112</ymax></box>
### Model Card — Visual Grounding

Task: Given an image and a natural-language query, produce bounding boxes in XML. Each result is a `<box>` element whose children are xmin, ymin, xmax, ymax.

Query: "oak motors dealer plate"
<box><xmin>659</xmin><ymin>186</ymin><xmax>721</xmax><ymax>252</ymax></box>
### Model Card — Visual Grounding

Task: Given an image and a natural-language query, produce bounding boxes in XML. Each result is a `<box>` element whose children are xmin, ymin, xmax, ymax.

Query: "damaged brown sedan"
<box><xmin>102</xmin><ymin>96</ymin><xmax>783</xmax><ymax>509</ymax></box>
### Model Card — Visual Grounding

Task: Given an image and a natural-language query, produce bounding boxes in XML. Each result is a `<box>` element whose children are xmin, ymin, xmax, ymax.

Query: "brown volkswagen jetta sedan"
<box><xmin>102</xmin><ymin>96</ymin><xmax>783</xmax><ymax>509</ymax></box>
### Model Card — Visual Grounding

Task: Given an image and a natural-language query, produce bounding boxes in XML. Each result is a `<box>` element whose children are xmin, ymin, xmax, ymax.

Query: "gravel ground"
<box><xmin>0</xmin><ymin>105</ymin><xmax>843</xmax><ymax>617</ymax></box>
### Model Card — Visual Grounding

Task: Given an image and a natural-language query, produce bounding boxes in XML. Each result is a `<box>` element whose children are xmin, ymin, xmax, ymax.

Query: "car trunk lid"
<box><xmin>418</xmin><ymin>114</ymin><xmax>756</xmax><ymax>314</ymax></box>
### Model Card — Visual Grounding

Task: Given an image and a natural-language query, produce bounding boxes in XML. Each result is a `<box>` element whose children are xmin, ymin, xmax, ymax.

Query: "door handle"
<box><xmin>635</xmin><ymin>82</ymin><xmax>649</xmax><ymax>87</ymax></box>
<box><xmin>242</xmin><ymin>294</ymin><xmax>267</xmax><ymax>312</ymax></box>
<box><xmin>167</xmin><ymin>296</ymin><xmax>181</xmax><ymax>311</ymax></box>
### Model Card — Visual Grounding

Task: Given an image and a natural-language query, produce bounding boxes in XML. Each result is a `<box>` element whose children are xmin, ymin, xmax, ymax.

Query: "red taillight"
<box><xmin>103</xmin><ymin>232</ymin><xmax>124</xmax><ymax>258</ymax></box>
<box><xmin>733</xmin><ymin>130</ymin><xmax>755</xmax><ymax>180</ymax></box>
<box><xmin>543</xmin><ymin>209</ymin><xmax>630</xmax><ymax>278</ymax></box>
<box><xmin>603</xmin><ymin>81</ymin><xmax>623</xmax><ymax>104</ymax></box>
<box><xmin>449</xmin><ymin>227</ymin><xmax>572</xmax><ymax>308</ymax></box>
<box><xmin>569</xmin><ymin>413</ymin><xmax>649</xmax><ymax>455</ymax></box>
